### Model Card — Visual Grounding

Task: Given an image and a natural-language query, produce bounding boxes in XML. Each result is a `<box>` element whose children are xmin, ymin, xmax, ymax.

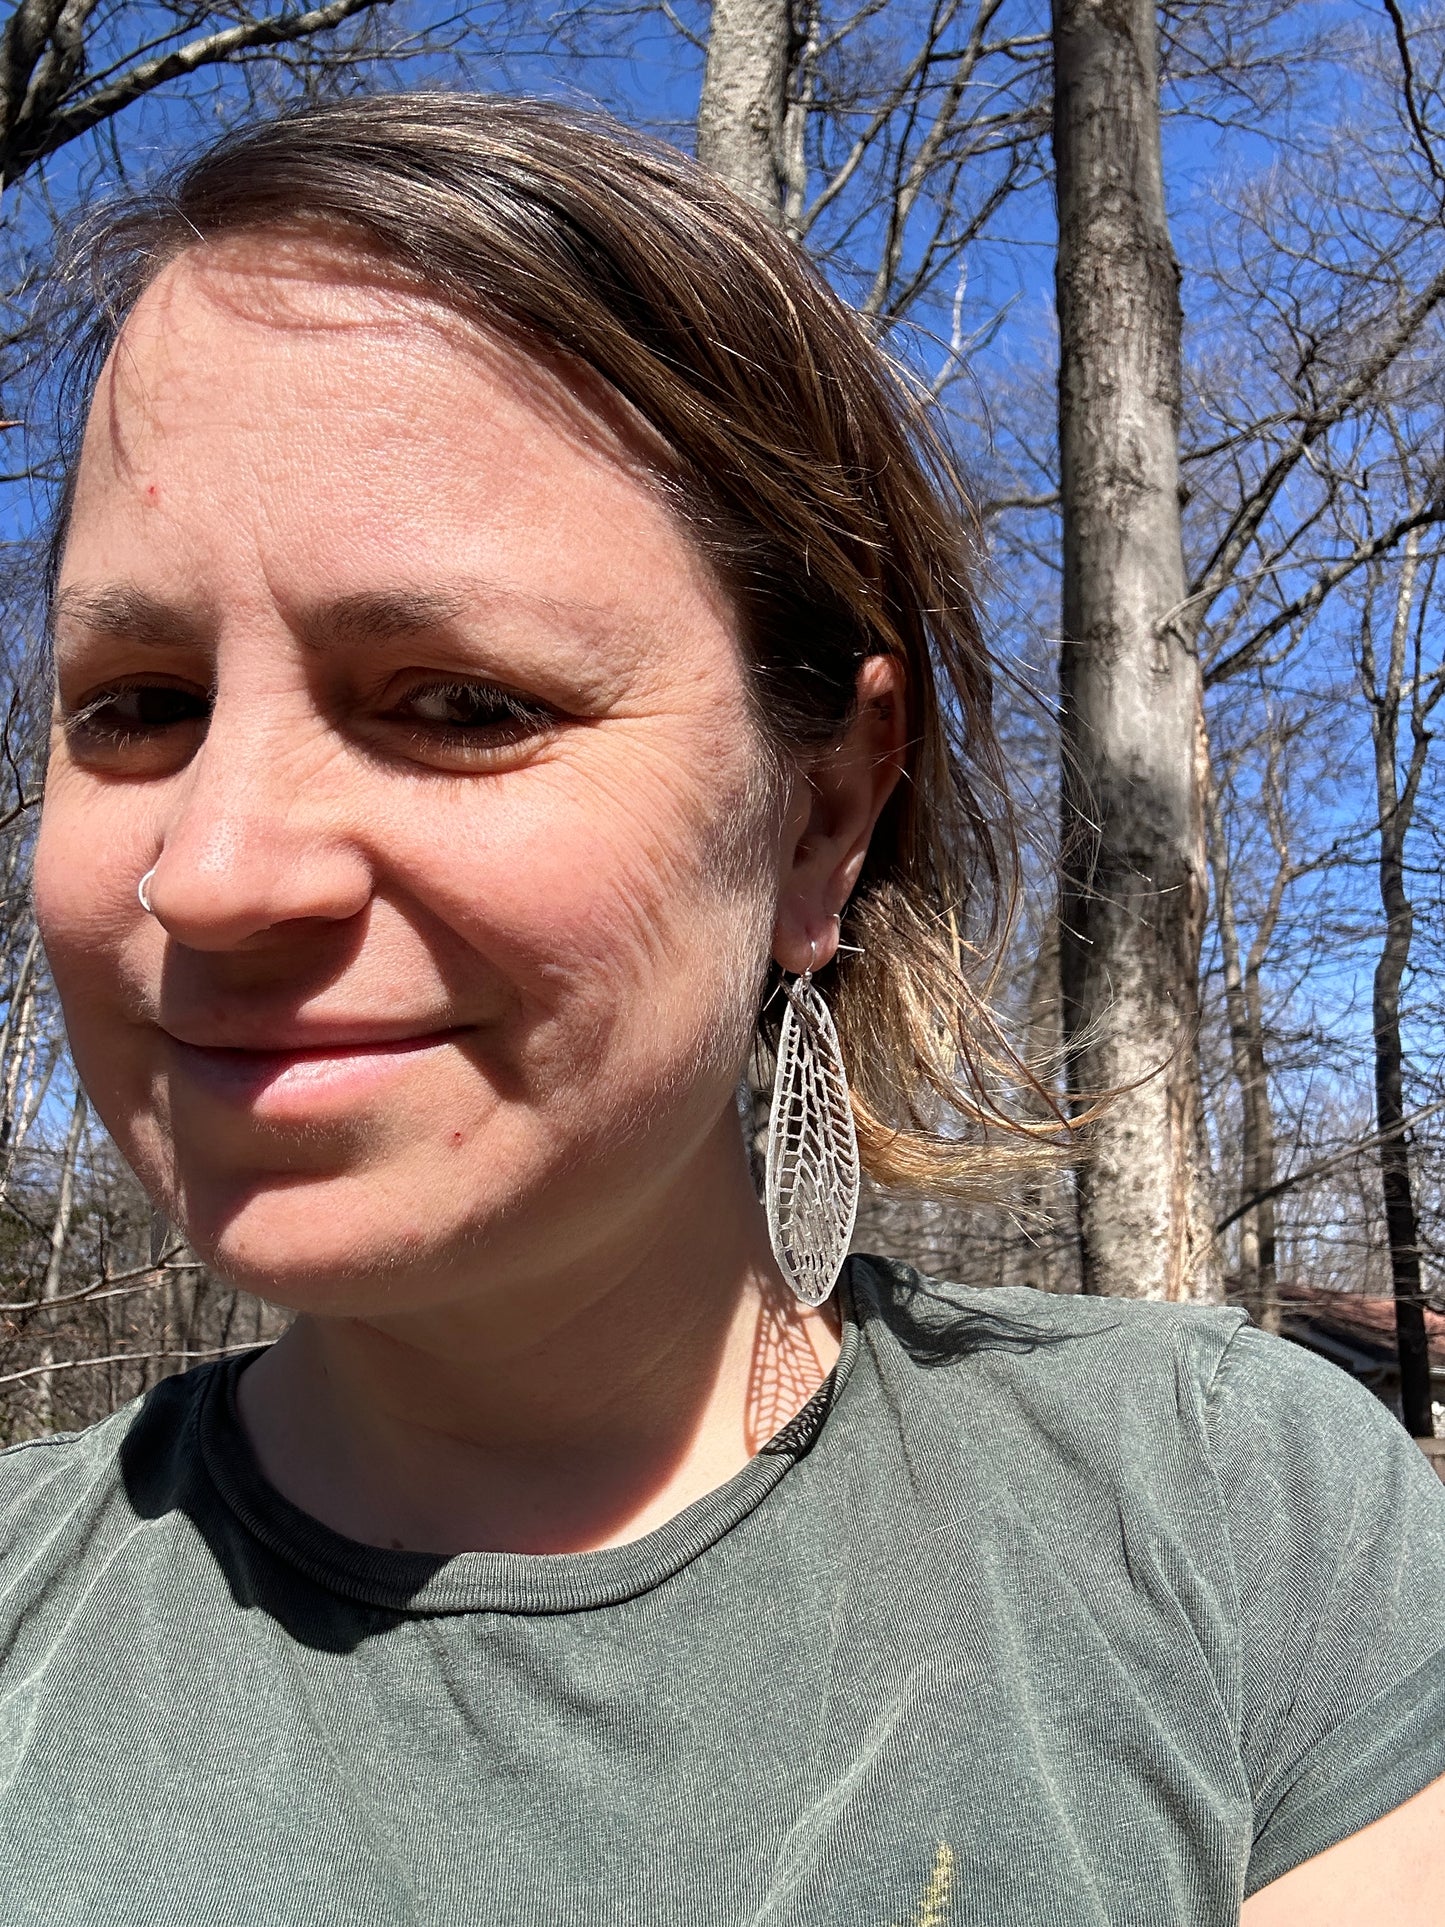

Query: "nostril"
<box><xmin>136</xmin><ymin>830</ymin><xmax>377</xmax><ymax>951</ymax></box>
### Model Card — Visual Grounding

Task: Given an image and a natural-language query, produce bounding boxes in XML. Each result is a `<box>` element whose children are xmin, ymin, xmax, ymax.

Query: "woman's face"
<box><xmin>36</xmin><ymin>239</ymin><xmax>793</xmax><ymax>1312</ymax></box>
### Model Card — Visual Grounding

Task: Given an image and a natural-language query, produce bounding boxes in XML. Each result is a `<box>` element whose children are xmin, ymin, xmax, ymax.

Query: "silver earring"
<box><xmin>764</xmin><ymin>948</ymin><xmax>860</xmax><ymax>1306</ymax></box>
<box><xmin>138</xmin><ymin>867</ymin><xmax>157</xmax><ymax>916</ymax></box>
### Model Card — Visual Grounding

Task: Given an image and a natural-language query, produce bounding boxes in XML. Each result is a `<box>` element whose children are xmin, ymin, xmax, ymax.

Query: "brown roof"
<box><xmin>1276</xmin><ymin>1285</ymin><xmax>1445</xmax><ymax>1373</ymax></box>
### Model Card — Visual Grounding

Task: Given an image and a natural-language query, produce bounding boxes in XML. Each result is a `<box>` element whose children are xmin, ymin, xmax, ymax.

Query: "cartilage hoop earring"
<box><xmin>138</xmin><ymin>867</ymin><xmax>157</xmax><ymax>916</ymax></box>
<box><xmin>764</xmin><ymin>951</ymin><xmax>861</xmax><ymax>1307</ymax></box>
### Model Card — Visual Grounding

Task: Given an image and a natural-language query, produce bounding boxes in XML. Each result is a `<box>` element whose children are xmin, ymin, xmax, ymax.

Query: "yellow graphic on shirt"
<box><xmin>895</xmin><ymin>1842</ymin><xmax>954</xmax><ymax>1926</ymax></box>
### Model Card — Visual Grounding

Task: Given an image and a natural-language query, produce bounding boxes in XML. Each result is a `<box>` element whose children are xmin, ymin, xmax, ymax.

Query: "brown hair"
<box><xmin>47</xmin><ymin>91</ymin><xmax>1066</xmax><ymax>1195</ymax></box>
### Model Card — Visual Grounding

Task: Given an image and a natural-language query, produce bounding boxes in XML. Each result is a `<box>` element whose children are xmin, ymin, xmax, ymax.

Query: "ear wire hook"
<box><xmin>762</xmin><ymin>918</ymin><xmax>860</xmax><ymax>1015</ymax></box>
<box><xmin>137</xmin><ymin>866</ymin><xmax>158</xmax><ymax>916</ymax></box>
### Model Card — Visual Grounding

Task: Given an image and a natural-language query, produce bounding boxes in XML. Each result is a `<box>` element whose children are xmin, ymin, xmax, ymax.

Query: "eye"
<box><xmin>388</xmin><ymin>679</ymin><xmax>555</xmax><ymax>746</ymax></box>
<box><xmin>63</xmin><ymin>681</ymin><xmax>211</xmax><ymax>748</ymax></box>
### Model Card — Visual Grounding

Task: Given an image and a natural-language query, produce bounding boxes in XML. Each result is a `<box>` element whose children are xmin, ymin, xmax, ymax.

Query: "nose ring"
<box><xmin>138</xmin><ymin>866</ymin><xmax>158</xmax><ymax>916</ymax></box>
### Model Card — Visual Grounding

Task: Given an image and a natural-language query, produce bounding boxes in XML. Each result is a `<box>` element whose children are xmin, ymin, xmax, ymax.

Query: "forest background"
<box><xmin>0</xmin><ymin>0</ymin><xmax>1442</xmax><ymax>1440</ymax></box>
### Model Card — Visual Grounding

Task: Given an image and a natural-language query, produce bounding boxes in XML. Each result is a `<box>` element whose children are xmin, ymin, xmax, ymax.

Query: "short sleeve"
<box><xmin>1204</xmin><ymin>1321</ymin><xmax>1445</xmax><ymax>1895</ymax></box>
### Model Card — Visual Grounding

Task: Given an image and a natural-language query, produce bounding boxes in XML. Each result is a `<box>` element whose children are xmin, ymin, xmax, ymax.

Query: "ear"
<box><xmin>773</xmin><ymin>654</ymin><xmax>907</xmax><ymax>974</ymax></box>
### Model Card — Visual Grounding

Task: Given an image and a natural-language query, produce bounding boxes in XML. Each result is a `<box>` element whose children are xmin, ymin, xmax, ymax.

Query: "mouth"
<box><xmin>160</xmin><ymin>1025</ymin><xmax>475</xmax><ymax>1111</ymax></box>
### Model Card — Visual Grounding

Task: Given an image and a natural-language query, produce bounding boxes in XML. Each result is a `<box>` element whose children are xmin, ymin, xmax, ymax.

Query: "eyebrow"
<box><xmin>296</xmin><ymin>589</ymin><xmax>473</xmax><ymax>651</ymax></box>
<box><xmin>49</xmin><ymin>584</ymin><xmax>479</xmax><ymax>652</ymax></box>
<box><xmin>50</xmin><ymin>584</ymin><xmax>211</xmax><ymax>648</ymax></box>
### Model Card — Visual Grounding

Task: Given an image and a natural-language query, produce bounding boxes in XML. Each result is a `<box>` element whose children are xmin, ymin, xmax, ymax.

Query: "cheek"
<box><xmin>34</xmin><ymin>736</ymin><xmax>161</xmax><ymax>902</ymax></box>
<box><xmin>33</xmin><ymin>792</ymin><xmax>133</xmax><ymax>1000</ymax></box>
<box><xmin>33</xmin><ymin>779</ymin><xmax>160</xmax><ymax>1130</ymax></box>
<box><xmin>411</xmin><ymin>749</ymin><xmax>777</xmax><ymax>1087</ymax></box>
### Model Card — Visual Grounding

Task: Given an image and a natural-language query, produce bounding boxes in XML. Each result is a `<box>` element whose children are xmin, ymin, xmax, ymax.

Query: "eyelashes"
<box><xmin>392</xmin><ymin>679</ymin><xmax>553</xmax><ymax>738</ymax></box>
<box><xmin>58</xmin><ymin>675</ymin><xmax>560</xmax><ymax>766</ymax></box>
<box><xmin>65</xmin><ymin>681</ymin><xmax>210</xmax><ymax>746</ymax></box>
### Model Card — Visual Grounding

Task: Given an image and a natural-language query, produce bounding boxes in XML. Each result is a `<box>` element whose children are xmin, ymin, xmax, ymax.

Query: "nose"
<box><xmin>140</xmin><ymin>693</ymin><xmax>374</xmax><ymax>950</ymax></box>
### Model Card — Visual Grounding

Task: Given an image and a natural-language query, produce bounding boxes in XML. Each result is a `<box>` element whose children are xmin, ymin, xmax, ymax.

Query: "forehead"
<box><xmin>88</xmin><ymin>234</ymin><xmax>667</xmax><ymax>462</ymax></box>
<box><xmin>62</xmin><ymin>236</ymin><xmax>731</xmax><ymax>658</ymax></box>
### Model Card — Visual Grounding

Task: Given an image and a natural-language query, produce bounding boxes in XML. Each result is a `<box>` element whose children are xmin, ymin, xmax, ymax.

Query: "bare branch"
<box><xmin>1181</xmin><ymin>258</ymin><xmax>1445</xmax><ymax>643</ymax></box>
<box><xmin>1</xmin><ymin>0</ymin><xmax>394</xmax><ymax>182</ymax></box>
<box><xmin>1204</xmin><ymin>497</ymin><xmax>1445</xmax><ymax>687</ymax></box>
<box><xmin>1214</xmin><ymin>1097</ymin><xmax>1445</xmax><ymax>1236</ymax></box>
<box><xmin>0</xmin><ymin>1342</ymin><xmax>261</xmax><ymax>1389</ymax></box>
<box><xmin>1379</xmin><ymin>0</ymin><xmax>1445</xmax><ymax>198</ymax></box>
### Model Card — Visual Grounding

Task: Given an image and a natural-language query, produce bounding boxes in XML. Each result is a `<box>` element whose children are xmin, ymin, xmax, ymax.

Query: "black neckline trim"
<box><xmin>197</xmin><ymin>1264</ymin><xmax>862</xmax><ymax>1616</ymax></box>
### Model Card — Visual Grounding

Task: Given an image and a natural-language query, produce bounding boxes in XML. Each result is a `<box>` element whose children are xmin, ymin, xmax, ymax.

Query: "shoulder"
<box><xmin>848</xmin><ymin>1251</ymin><xmax>1248</xmax><ymax>1440</ymax></box>
<box><xmin>0</xmin><ymin>1363</ymin><xmax>225</xmax><ymax>1603</ymax></box>
<box><xmin>847</xmin><ymin>1254</ymin><xmax>1445</xmax><ymax>1530</ymax></box>
<box><xmin>0</xmin><ymin>1402</ymin><xmax>139</xmax><ymax>1538</ymax></box>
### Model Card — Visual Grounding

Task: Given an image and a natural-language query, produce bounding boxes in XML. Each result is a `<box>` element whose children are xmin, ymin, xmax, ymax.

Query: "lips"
<box><xmin>160</xmin><ymin>1025</ymin><xmax>474</xmax><ymax>1113</ymax></box>
<box><xmin>160</xmin><ymin>1023</ymin><xmax>471</xmax><ymax>1054</ymax></box>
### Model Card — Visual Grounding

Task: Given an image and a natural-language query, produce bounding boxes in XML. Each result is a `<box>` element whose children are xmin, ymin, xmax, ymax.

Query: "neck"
<box><xmin>236</xmin><ymin>1127</ymin><xmax>842</xmax><ymax>1555</ymax></box>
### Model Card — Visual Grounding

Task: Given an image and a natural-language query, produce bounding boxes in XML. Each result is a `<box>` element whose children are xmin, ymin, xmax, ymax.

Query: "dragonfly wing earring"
<box><xmin>764</xmin><ymin>964</ymin><xmax>861</xmax><ymax>1306</ymax></box>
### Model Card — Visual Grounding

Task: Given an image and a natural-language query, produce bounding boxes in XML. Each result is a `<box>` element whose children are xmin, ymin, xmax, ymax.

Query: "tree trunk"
<box><xmin>1009</xmin><ymin>910</ymin><xmax>1074</xmax><ymax>1294</ymax></box>
<box><xmin>697</xmin><ymin>0</ymin><xmax>793</xmax><ymax>221</ymax></box>
<box><xmin>1052</xmin><ymin>0</ymin><xmax>1217</xmax><ymax>1301</ymax></box>
<box><xmin>1367</xmin><ymin>540</ymin><xmax>1433</xmax><ymax>1438</ymax></box>
<box><xmin>779</xmin><ymin>0</ymin><xmax>817</xmax><ymax>239</ymax></box>
<box><xmin>35</xmin><ymin>1087</ymin><xmax>87</xmax><ymax>1434</ymax></box>
<box><xmin>1204</xmin><ymin>768</ymin><xmax>1281</xmax><ymax>1330</ymax></box>
<box><xmin>1240</xmin><ymin>959</ymin><xmax>1279</xmax><ymax>1329</ymax></box>
<box><xmin>1375</xmin><ymin>932</ymin><xmax>1430</xmax><ymax>1435</ymax></box>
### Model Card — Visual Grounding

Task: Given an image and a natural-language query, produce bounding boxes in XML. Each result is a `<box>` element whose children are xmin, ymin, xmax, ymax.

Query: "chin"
<box><xmin>173</xmin><ymin>1170</ymin><xmax>494</xmax><ymax>1318</ymax></box>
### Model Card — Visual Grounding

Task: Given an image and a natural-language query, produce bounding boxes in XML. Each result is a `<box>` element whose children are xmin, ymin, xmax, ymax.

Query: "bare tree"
<box><xmin>1051</xmin><ymin>0</ymin><xmax>1217</xmax><ymax>1301</ymax></box>
<box><xmin>1206</xmin><ymin>765</ymin><xmax>1277</xmax><ymax>1325</ymax></box>
<box><xmin>0</xmin><ymin>0</ymin><xmax>396</xmax><ymax>193</ymax></box>
<box><xmin>32</xmin><ymin>1081</ymin><xmax>81</xmax><ymax>1428</ymax></box>
<box><xmin>696</xmin><ymin>0</ymin><xmax>792</xmax><ymax>215</ymax></box>
<box><xmin>1358</xmin><ymin>526</ymin><xmax>1444</xmax><ymax>1437</ymax></box>
<box><xmin>1174</xmin><ymin>7</ymin><xmax>1445</xmax><ymax>1404</ymax></box>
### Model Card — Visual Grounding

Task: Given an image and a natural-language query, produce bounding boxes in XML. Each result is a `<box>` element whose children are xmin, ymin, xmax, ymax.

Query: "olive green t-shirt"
<box><xmin>2</xmin><ymin>1257</ymin><xmax>1444</xmax><ymax>1926</ymax></box>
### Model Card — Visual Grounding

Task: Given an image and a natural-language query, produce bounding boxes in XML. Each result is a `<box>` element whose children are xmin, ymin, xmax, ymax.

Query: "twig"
<box><xmin>1215</xmin><ymin>1096</ymin><xmax>1445</xmax><ymax>1235</ymax></box>
<box><xmin>0</xmin><ymin>1341</ymin><xmax>259</xmax><ymax>1389</ymax></box>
